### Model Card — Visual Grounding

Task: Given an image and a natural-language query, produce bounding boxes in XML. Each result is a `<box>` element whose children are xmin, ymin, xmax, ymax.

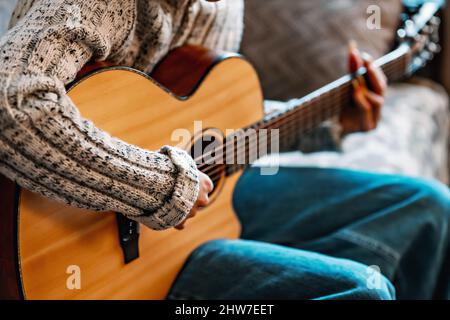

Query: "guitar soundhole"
<box><xmin>189</xmin><ymin>128</ymin><xmax>226</xmax><ymax>203</ymax></box>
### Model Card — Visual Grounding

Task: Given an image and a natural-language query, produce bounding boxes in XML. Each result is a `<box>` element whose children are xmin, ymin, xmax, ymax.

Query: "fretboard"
<box><xmin>195</xmin><ymin>44</ymin><xmax>413</xmax><ymax>182</ymax></box>
<box><xmin>261</xmin><ymin>44</ymin><xmax>411</xmax><ymax>150</ymax></box>
<box><xmin>223</xmin><ymin>43</ymin><xmax>412</xmax><ymax>175</ymax></box>
<box><xmin>197</xmin><ymin>1</ymin><xmax>442</xmax><ymax>184</ymax></box>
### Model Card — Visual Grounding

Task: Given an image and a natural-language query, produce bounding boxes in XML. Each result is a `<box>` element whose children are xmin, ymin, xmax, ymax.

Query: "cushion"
<box><xmin>241</xmin><ymin>0</ymin><xmax>403</xmax><ymax>100</ymax></box>
<box><xmin>0</xmin><ymin>0</ymin><xmax>16</xmax><ymax>36</ymax></box>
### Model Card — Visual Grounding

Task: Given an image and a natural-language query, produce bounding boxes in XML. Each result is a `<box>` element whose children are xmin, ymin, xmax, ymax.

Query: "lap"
<box><xmin>168</xmin><ymin>239</ymin><xmax>394</xmax><ymax>300</ymax></box>
<box><xmin>233</xmin><ymin>167</ymin><xmax>450</xmax><ymax>277</ymax></box>
<box><xmin>170</xmin><ymin>167</ymin><xmax>449</xmax><ymax>299</ymax></box>
<box><xmin>235</xmin><ymin>167</ymin><xmax>448</xmax><ymax>239</ymax></box>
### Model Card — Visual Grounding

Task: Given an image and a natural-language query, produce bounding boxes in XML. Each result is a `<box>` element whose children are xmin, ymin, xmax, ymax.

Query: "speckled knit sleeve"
<box><xmin>0</xmin><ymin>0</ymin><xmax>242</xmax><ymax>230</ymax></box>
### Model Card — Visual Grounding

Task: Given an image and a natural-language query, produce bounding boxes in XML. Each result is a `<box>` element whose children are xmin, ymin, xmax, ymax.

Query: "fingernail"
<box><xmin>348</xmin><ymin>40</ymin><xmax>358</xmax><ymax>52</ymax></box>
<box><xmin>358</xmin><ymin>76</ymin><xmax>367</xmax><ymax>86</ymax></box>
<box><xmin>352</xmin><ymin>78</ymin><xmax>367</xmax><ymax>93</ymax></box>
<box><xmin>352</xmin><ymin>79</ymin><xmax>360</xmax><ymax>91</ymax></box>
<box><xmin>362</xmin><ymin>52</ymin><xmax>374</xmax><ymax>63</ymax></box>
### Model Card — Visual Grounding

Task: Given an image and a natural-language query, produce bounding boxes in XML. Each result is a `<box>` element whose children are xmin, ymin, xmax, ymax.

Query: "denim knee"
<box><xmin>403</xmin><ymin>177</ymin><xmax>450</xmax><ymax>227</ymax></box>
<box><xmin>335</xmin><ymin>264</ymin><xmax>396</xmax><ymax>300</ymax></box>
<box><xmin>171</xmin><ymin>239</ymin><xmax>396</xmax><ymax>300</ymax></box>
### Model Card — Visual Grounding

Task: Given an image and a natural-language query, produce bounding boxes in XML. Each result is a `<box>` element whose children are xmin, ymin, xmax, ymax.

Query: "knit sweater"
<box><xmin>0</xmin><ymin>0</ymin><xmax>244</xmax><ymax>230</ymax></box>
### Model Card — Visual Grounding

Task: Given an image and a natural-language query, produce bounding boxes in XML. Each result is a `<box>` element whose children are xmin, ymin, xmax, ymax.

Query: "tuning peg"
<box><xmin>397</xmin><ymin>28</ymin><xmax>407</xmax><ymax>41</ymax></box>
<box><xmin>405</xmin><ymin>19</ymin><xmax>416</xmax><ymax>36</ymax></box>
<box><xmin>430</xmin><ymin>16</ymin><xmax>441</xmax><ymax>28</ymax></box>
<box><xmin>421</xmin><ymin>51</ymin><xmax>434</xmax><ymax>62</ymax></box>
<box><xmin>430</xmin><ymin>30</ymin><xmax>440</xmax><ymax>44</ymax></box>
<box><xmin>421</xmin><ymin>25</ymin><xmax>434</xmax><ymax>35</ymax></box>
<box><xmin>427</xmin><ymin>42</ymin><xmax>441</xmax><ymax>54</ymax></box>
<box><xmin>413</xmin><ymin>56</ymin><xmax>427</xmax><ymax>69</ymax></box>
<box><xmin>414</xmin><ymin>33</ymin><xmax>424</xmax><ymax>43</ymax></box>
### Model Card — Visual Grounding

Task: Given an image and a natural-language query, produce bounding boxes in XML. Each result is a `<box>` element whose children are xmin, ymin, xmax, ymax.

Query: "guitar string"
<box><xmin>198</xmin><ymin>83</ymin><xmax>350</xmax><ymax>169</ymax></box>
<box><xmin>204</xmin><ymin>96</ymin><xmax>345</xmax><ymax>182</ymax></box>
<box><xmin>202</xmin><ymin>90</ymin><xmax>346</xmax><ymax>173</ymax></box>
<box><xmin>198</xmin><ymin>89</ymin><xmax>347</xmax><ymax>178</ymax></box>
<box><xmin>192</xmin><ymin>52</ymin><xmax>406</xmax><ymax>183</ymax></box>
<box><xmin>203</xmin><ymin>58</ymin><xmax>399</xmax><ymax>175</ymax></box>
<box><xmin>196</xmin><ymin>53</ymin><xmax>404</xmax><ymax>172</ymax></box>
<box><xmin>200</xmin><ymin>57</ymin><xmax>405</xmax><ymax>183</ymax></box>
<box><xmin>205</xmin><ymin>66</ymin><xmax>402</xmax><ymax>183</ymax></box>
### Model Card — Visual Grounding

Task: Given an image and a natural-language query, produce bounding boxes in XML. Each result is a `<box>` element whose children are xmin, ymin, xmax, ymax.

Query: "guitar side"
<box><xmin>0</xmin><ymin>46</ymin><xmax>264</xmax><ymax>299</ymax></box>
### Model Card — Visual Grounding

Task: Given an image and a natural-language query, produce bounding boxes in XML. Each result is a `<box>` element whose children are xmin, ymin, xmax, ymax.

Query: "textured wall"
<box><xmin>241</xmin><ymin>0</ymin><xmax>403</xmax><ymax>101</ymax></box>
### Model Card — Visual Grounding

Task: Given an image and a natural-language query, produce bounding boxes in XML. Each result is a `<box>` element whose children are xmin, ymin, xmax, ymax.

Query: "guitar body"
<box><xmin>1</xmin><ymin>2</ymin><xmax>440</xmax><ymax>300</ymax></box>
<box><xmin>0</xmin><ymin>46</ymin><xmax>264</xmax><ymax>299</ymax></box>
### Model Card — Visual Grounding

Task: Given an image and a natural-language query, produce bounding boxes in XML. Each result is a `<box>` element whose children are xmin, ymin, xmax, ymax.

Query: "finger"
<box><xmin>363</xmin><ymin>56</ymin><xmax>387</xmax><ymax>96</ymax></box>
<box><xmin>175</xmin><ymin>207</ymin><xmax>198</xmax><ymax>230</ymax></box>
<box><xmin>364</xmin><ymin>91</ymin><xmax>384</xmax><ymax>125</ymax></box>
<box><xmin>353</xmin><ymin>83</ymin><xmax>375</xmax><ymax>131</ymax></box>
<box><xmin>196</xmin><ymin>193</ymin><xmax>209</xmax><ymax>208</ymax></box>
<box><xmin>367</xmin><ymin>63</ymin><xmax>387</xmax><ymax>96</ymax></box>
<box><xmin>348</xmin><ymin>40</ymin><xmax>364</xmax><ymax>73</ymax></box>
<box><xmin>203</xmin><ymin>175</ymin><xmax>214</xmax><ymax>194</ymax></box>
<box><xmin>188</xmin><ymin>209</ymin><xmax>197</xmax><ymax>219</ymax></box>
<box><xmin>175</xmin><ymin>223</ymin><xmax>185</xmax><ymax>230</ymax></box>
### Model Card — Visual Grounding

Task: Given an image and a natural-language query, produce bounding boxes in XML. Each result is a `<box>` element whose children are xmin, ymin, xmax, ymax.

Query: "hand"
<box><xmin>175</xmin><ymin>171</ymin><xmax>214</xmax><ymax>230</ymax></box>
<box><xmin>340</xmin><ymin>41</ymin><xmax>388</xmax><ymax>134</ymax></box>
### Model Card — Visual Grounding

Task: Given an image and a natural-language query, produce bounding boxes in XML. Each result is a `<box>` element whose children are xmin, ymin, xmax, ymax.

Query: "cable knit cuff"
<box><xmin>137</xmin><ymin>146</ymin><xmax>200</xmax><ymax>230</ymax></box>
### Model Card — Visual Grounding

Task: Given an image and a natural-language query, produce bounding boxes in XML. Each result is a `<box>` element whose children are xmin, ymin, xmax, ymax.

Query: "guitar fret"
<box><xmin>214</xmin><ymin>45</ymin><xmax>412</xmax><ymax>177</ymax></box>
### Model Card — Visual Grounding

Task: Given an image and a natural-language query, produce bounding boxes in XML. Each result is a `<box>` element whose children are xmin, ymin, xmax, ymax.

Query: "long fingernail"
<box><xmin>362</xmin><ymin>52</ymin><xmax>374</xmax><ymax>63</ymax></box>
<box><xmin>348</xmin><ymin>40</ymin><xmax>358</xmax><ymax>52</ymax></box>
<box><xmin>352</xmin><ymin>79</ymin><xmax>361</xmax><ymax>91</ymax></box>
<box><xmin>352</xmin><ymin>78</ymin><xmax>368</xmax><ymax>94</ymax></box>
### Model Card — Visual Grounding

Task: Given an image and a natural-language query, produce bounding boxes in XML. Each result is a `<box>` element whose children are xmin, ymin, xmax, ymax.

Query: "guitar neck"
<box><xmin>258</xmin><ymin>43</ymin><xmax>412</xmax><ymax>152</ymax></box>
<box><xmin>222</xmin><ymin>44</ymin><xmax>412</xmax><ymax>176</ymax></box>
<box><xmin>225</xmin><ymin>2</ymin><xmax>442</xmax><ymax>167</ymax></box>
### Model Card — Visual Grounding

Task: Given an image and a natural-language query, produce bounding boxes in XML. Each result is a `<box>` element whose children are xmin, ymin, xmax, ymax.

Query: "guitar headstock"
<box><xmin>396</xmin><ymin>1</ymin><xmax>444</xmax><ymax>73</ymax></box>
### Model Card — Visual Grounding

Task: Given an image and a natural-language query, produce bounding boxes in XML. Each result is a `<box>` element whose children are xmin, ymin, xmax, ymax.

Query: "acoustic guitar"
<box><xmin>0</xmin><ymin>2</ymin><xmax>443</xmax><ymax>299</ymax></box>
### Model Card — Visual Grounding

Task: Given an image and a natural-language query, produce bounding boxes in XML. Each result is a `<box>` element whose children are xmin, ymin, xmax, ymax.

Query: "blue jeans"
<box><xmin>168</xmin><ymin>167</ymin><xmax>450</xmax><ymax>300</ymax></box>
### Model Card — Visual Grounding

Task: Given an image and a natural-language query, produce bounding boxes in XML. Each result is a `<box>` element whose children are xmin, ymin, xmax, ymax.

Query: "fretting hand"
<box><xmin>340</xmin><ymin>41</ymin><xmax>388</xmax><ymax>134</ymax></box>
